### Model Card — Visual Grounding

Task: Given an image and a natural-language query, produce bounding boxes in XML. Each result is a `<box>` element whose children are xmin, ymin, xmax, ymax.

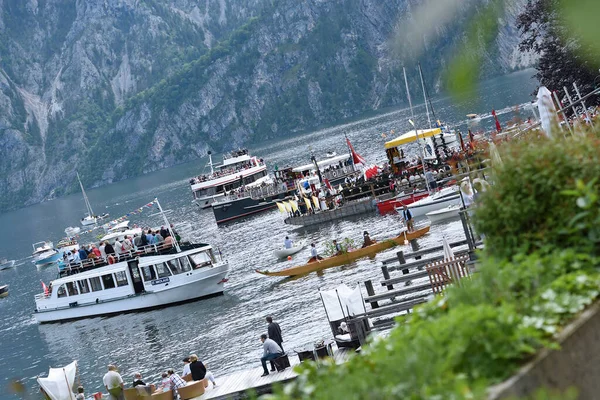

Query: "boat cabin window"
<box><xmin>165</xmin><ymin>260</ymin><xmax>183</xmax><ymax>275</ymax></box>
<box><xmin>179</xmin><ymin>257</ymin><xmax>192</xmax><ymax>272</ymax></box>
<box><xmin>78</xmin><ymin>280</ymin><xmax>90</xmax><ymax>294</ymax></box>
<box><xmin>90</xmin><ymin>277</ymin><xmax>103</xmax><ymax>292</ymax></box>
<box><xmin>102</xmin><ymin>274</ymin><xmax>116</xmax><ymax>289</ymax></box>
<box><xmin>155</xmin><ymin>263</ymin><xmax>172</xmax><ymax>278</ymax></box>
<box><xmin>57</xmin><ymin>284</ymin><xmax>67</xmax><ymax>298</ymax></box>
<box><xmin>189</xmin><ymin>251</ymin><xmax>212</xmax><ymax>269</ymax></box>
<box><xmin>140</xmin><ymin>266</ymin><xmax>156</xmax><ymax>282</ymax></box>
<box><xmin>66</xmin><ymin>282</ymin><xmax>79</xmax><ymax>296</ymax></box>
<box><xmin>114</xmin><ymin>271</ymin><xmax>129</xmax><ymax>287</ymax></box>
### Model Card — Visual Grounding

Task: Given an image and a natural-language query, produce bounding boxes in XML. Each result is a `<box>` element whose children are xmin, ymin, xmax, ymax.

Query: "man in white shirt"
<box><xmin>103</xmin><ymin>365</ymin><xmax>124</xmax><ymax>400</ymax></box>
<box><xmin>122</xmin><ymin>236</ymin><xmax>133</xmax><ymax>253</ymax></box>
<box><xmin>284</xmin><ymin>236</ymin><xmax>293</xmax><ymax>249</ymax></box>
<box><xmin>114</xmin><ymin>239</ymin><xmax>123</xmax><ymax>254</ymax></box>
<box><xmin>259</xmin><ymin>334</ymin><xmax>283</xmax><ymax>377</ymax></box>
<box><xmin>181</xmin><ymin>357</ymin><xmax>191</xmax><ymax>377</ymax></box>
<box><xmin>99</xmin><ymin>242</ymin><xmax>107</xmax><ymax>260</ymax></box>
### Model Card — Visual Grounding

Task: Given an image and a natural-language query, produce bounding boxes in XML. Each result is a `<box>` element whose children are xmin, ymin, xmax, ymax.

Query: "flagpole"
<box><xmin>403</xmin><ymin>67</ymin><xmax>415</xmax><ymax>121</ymax></box>
<box><xmin>155</xmin><ymin>198</ymin><xmax>180</xmax><ymax>252</ymax></box>
<box><xmin>344</xmin><ymin>132</ymin><xmax>354</xmax><ymax>167</ymax></box>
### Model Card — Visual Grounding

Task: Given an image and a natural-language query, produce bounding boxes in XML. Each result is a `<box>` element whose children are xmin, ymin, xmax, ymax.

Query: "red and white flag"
<box><xmin>346</xmin><ymin>138</ymin><xmax>367</xmax><ymax>166</ymax></box>
<box><xmin>41</xmin><ymin>280</ymin><xmax>49</xmax><ymax>296</ymax></box>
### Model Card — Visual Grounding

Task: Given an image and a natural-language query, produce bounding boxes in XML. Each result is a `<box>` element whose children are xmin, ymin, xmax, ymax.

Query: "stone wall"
<box><xmin>489</xmin><ymin>302</ymin><xmax>600</xmax><ymax>399</ymax></box>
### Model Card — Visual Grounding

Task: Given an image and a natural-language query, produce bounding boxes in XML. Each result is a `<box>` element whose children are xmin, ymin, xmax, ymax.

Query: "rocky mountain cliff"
<box><xmin>0</xmin><ymin>0</ymin><xmax>531</xmax><ymax>210</ymax></box>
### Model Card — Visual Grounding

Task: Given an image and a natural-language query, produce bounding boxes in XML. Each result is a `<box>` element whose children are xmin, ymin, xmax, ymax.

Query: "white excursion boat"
<box><xmin>273</xmin><ymin>241</ymin><xmax>305</xmax><ymax>258</ymax></box>
<box><xmin>34</xmin><ymin>244</ymin><xmax>229</xmax><ymax>323</ymax></box>
<box><xmin>77</xmin><ymin>172</ymin><xmax>109</xmax><ymax>226</ymax></box>
<box><xmin>426</xmin><ymin>204</ymin><xmax>462</xmax><ymax>223</ymax></box>
<box><xmin>32</xmin><ymin>241</ymin><xmax>61</xmax><ymax>267</ymax></box>
<box><xmin>399</xmin><ymin>186</ymin><xmax>461</xmax><ymax>218</ymax></box>
<box><xmin>190</xmin><ymin>149</ymin><xmax>268</xmax><ymax>209</ymax></box>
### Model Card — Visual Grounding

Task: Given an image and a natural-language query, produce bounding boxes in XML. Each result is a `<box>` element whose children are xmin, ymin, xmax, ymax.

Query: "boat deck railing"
<box><xmin>57</xmin><ymin>241</ymin><xmax>207</xmax><ymax>277</ymax></box>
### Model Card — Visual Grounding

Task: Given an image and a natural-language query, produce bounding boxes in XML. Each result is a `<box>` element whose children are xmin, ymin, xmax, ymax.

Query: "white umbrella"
<box><xmin>442</xmin><ymin>236</ymin><xmax>454</xmax><ymax>261</ymax></box>
<box><xmin>536</xmin><ymin>86</ymin><xmax>557</xmax><ymax>139</ymax></box>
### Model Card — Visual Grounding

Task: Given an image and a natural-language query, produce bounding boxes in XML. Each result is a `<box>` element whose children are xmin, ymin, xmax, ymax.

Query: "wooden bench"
<box><xmin>177</xmin><ymin>379</ymin><xmax>207</xmax><ymax>400</ymax></box>
<box><xmin>425</xmin><ymin>255</ymin><xmax>470</xmax><ymax>294</ymax></box>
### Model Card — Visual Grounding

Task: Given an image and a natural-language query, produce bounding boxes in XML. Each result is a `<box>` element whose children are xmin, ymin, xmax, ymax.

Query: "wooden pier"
<box><xmin>196</xmin><ymin>346</ymin><xmax>354</xmax><ymax>399</ymax></box>
<box><xmin>284</xmin><ymin>198</ymin><xmax>375</xmax><ymax>226</ymax></box>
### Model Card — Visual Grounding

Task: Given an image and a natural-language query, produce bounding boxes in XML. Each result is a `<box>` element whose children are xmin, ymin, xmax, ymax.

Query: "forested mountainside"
<box><xmin>0</xmin><ymin>0</ymin><xmax>531</xmax><ymax>210</ymax></box>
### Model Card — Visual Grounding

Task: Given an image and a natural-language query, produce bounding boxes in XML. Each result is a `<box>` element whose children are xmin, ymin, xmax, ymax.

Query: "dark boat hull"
<box><xmin>212</xmin><ymin>194</ymin><xmax>290</xmax><ymax>224</ymax></box>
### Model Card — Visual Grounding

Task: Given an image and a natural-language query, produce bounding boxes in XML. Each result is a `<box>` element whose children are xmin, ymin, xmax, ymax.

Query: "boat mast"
<box><xmin>418</xmin><ymin>63</ymin><xmax>432</xmax><ymax>129</ymax></box>
<box><xmin>208</xmin><ymin>151</ymin><xmax>214</xmax><ymax>175</ymax></box>
<box><xmin>403</xmin><ymin>67</ymin><xmax>430</xmax><ymax>193</ymax></box>
<box><xmin>155</xmin><ymin>198</ymin><xmax>181</xmax><ymax>252</ymax></box>
<box><xmin>77</xmin><ymin>172</ymin><xmax>94</xmax><ymax>217</ymax></box>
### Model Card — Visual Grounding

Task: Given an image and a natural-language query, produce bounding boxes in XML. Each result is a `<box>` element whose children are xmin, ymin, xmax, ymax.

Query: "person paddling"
<box><xmin>308</xmin><ymin>243</ymin><xmax>323</xmax><ymax>263</ymax></box>
<box><xmin>362</xmin><ymin>231</ymin><xmax>375</xmax><ymax>248</ymax></box>
<box><xmin>402</xmin><ymin>205</ymin><xmax>414</xmax><ymax>232</ymax></box>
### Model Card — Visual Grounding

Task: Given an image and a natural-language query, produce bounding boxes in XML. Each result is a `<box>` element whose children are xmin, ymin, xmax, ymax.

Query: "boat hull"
<box><xmin>34</xmin><ymin>264</ymin><xmax>229</xmax><ymax>323</ymax></box>
<box><xmin>212</xmin><ymin>193</ymin><xmax>289</xmax><ymax>225</ymax></box>
<box><xmin>0</xmin><ymin>260</ymin><xmax>15</xmax><ymax>270</ymax></box>
<box><xmin>377</xmin><ymin>191</ymin><xmax>430</xmax><ymax>215</ymax></box>
<box><xmin>34</xmin><ymin>252</ymin><xmax>62</xmax><ymax>266</ymax></box>
<box><xmin>0</xmin><ymin>285</ymin><xmax>8</xmax><ymax>298</ymax></box>
<box><xmin>257</xmin><ymin>225</ymin><xmax>430</xmax><ymax>277</ymax></box>
<box><xmin>273</xmin><ymin>245</ymin><xmax>305</xmax><ymax>258</ymax></box>
<box><xmin>426</xmin><ymin>206</ymin><xmax>461</xmax><ymax>223</ymax></box>
<box><xmin>407</xmin><ymin>195</ymin><xmax>461</xmax><ymax>218</ymax></box>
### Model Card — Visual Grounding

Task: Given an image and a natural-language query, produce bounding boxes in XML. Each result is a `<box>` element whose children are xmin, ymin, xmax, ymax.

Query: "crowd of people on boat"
<box><xmin>189</xmin><ymin>159</ymin><xmax>264</xmax><ymax>185</ymax></box>
<box><xmin>61</xmin><ymin>225</ymin><xmax>179</xmax><ymax>270</ymax></box>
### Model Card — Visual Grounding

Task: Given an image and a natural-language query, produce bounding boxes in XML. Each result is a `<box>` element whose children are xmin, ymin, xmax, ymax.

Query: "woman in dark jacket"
<box><xmin>189</xmin><ymin>354</ymin><xmax>207</xmax><ymax>381</ymax></box>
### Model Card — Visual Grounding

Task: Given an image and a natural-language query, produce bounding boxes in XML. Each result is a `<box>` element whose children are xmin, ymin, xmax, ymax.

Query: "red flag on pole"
<box><xmin>41</xmin><ymin>280</ymin><xmax>49</xmax><ymax>296</ymax></box>
<box><xmin>492</xmin><ymin>109</ymin><xmax>502</xmax><ymax>133</ymax></box>
<box><xmin>346</xmin><ymin>138</ymin><xmax>367</xmax><ymax>165</ymax></box>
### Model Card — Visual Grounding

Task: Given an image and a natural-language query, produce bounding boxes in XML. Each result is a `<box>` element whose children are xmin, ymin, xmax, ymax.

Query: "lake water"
<box><xmin>0</xmin><ymin>70</ymin><xmax>538</xmax><ymax>398</ymax></box>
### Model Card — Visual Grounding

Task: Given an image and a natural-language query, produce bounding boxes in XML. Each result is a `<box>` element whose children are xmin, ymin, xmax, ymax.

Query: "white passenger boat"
<box><xmin>57</xmin><ymin>238</ymin><xmax>79</xmax><ymax>254</ymax></box>
<box><xmin>273</xmin><ymin>241</ymin><xmax>305</xmax><ymax>258</ymax></box>
<box><xmin>190</xmin><ymin>149</ymin><xmax>268</xmax><ymax>209</ymax></box>
<box><xmin>426</xmin><ymin>204</ymin><xmax>461</xmax><ymax>223</ymax></box>
<box><xmin>34</xmin><ymin>244</ymin><xmax>229</xmax><ymax>323</ymax></box>
<box><xmin>32</xmin><ymin>241</ymin><xmax>61</xmax><ymax>266</ymax></box>
<box><xmin>398</xmin><ymin>186</ymin><xmax>461</xmax><ymax>218</ymax></box>
<box><xmin>77</xmin><ymin>172</ymin><xmax>109</xmax><ymax>226</ymax></box>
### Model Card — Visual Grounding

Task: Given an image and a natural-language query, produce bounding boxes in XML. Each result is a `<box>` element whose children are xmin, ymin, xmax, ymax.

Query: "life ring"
<box><xmin>331</xmin><ymin>171</ymin><xmax>338</xmax><ymax>178</ymax></box>
<box><xmin>107</xmin><ymin>255</ymin><xmax>116</xmax><ymax>264</ymax></box>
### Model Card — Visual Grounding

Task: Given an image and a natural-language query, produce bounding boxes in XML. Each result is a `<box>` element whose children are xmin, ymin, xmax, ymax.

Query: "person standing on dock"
<box><xmin>402</xmin><ymin>205</ymin><xmax>414</xmax><ymax>232</ymax></box>
<box><xmin>266</xmin><ymin>316</ymin><xmax>284</xmax><ymax>372</ymax></box>
<box><xmin>260</xmin><ymin>334</ymin><xmax>283</xmax><ymax>377</ymax></box>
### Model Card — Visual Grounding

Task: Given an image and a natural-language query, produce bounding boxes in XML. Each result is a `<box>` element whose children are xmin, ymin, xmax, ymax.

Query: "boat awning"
<box><xmin>384</xmin><ymin>128</ymin><xmax>442</xmax><ymax>149</ymax></box>
<box><xmin>292</xmin><ymin>155</ymin><xmax>350</xmax><ymax>173</ymax></box>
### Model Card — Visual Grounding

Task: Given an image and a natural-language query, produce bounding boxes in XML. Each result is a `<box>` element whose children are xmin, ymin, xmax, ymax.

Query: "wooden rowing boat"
<box><xmin>256</xmin><ymin>225</ymin><xmax>430</xmax><ymax>277</ymax></box>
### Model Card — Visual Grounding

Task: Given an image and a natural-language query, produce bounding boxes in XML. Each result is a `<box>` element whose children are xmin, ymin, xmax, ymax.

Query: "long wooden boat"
<box><xmin>256</xmin><ymin>225</ymin><xmax>430</xmax><ymax>277</ymax></box>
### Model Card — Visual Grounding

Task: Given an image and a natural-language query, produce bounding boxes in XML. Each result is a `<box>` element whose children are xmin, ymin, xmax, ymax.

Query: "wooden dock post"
<box><xmin>381</xmin><ymin>266</ymin><xmax>394</xmax><ymax>290</ymax></box>
<box><xmin>396</xmin><ymin>250</ymin><xmax>409</xmax><ymax>275</ymax></box>
<box><xmin>364</xmin><ymin>280</ymin><xmax>379</xmax><ymax>308</ymax></box>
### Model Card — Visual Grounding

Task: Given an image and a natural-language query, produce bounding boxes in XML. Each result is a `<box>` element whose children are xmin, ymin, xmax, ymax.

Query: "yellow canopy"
<box><xmin>276</xmin><ymin>202</ymin><xmax>287</xmax><ymax>214</ymax></box>
<box><xmin>384</xmin><ymin>128</ymin><xmax>442</xmax><ymax>149</ymax></box>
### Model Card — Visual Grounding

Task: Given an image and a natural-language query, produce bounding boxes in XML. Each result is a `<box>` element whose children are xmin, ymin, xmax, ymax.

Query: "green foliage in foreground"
<box><xmin>474</xmin><ymin>131</ymin><xmax>600</xmax><ymax>258</ymax></box>
<box><xmin>266</xmin><ymin>131</ymin><xmax>600</xmax><ymax>399</ymax></box>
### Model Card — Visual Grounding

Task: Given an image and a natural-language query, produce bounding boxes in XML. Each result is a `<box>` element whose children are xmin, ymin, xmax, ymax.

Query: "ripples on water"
<box><xmin>0</xmin><ymin>71</ymin><xmax>537</xmax><ymax>397</ymax></box>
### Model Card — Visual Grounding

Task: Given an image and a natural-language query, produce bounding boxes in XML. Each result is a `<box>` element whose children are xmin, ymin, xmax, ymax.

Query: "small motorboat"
<box><xmin>32</xmin><ymin>241</ymin><xmax>61</xmax><ymax>267</ymax></box>
<box><xmin>273</xmin><ymin>241</ymin><xmax>305</xmax><ymax>258</ymax></box>
<box><xmin>0</xmin><ymin>259</ymin><xmax>15</xmax><ymax>270</ymax></box>
<box><xmin>400</xmin><ymin>186</ymin><xmax>461</xmax><ymax>218</ymax></box>
<box><xmin>257</xmin><ymin>225</ymin><xmax>430</xmax><ymax>277</ymax></box>
<box><xmin>325</xmin><ymin>151</ymin><xmax>337</xmax><ymax>158</ymax></box>
<box><xmin>0</xmin><ymin>285</ymin><xmax>8</xmax><ymax>298</ymax></box>
<box><xmin>57</xmin><ymin>238</ymin><xmax>79</xmax><ymax>254</ymax></box>
<box><xmin>426</xmin><ymin>204</ymin><xmax>461</xmax><ymax>223</ymax></box>
<box><xmin>466</xmin><ymin>113</ymin><xmax>479</xmax><ymax>120</ymax></box>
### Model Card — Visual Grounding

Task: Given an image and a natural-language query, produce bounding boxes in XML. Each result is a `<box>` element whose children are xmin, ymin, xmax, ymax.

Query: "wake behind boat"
<box><xmin>257</xmin><ymin>225</ymin><xmax>430</xmax><ymax>277</ymax></box>
<box><xmin>0</xmin><ymin>259</ymin><xmax>15</xmax><ymax>270</ymax></box>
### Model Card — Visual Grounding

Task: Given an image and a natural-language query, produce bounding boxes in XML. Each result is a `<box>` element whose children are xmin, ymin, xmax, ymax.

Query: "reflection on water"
<box><xmin>0</xmin><ymin>70</ymin><xmax>538</xmax><ymax>396</ymax></box>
